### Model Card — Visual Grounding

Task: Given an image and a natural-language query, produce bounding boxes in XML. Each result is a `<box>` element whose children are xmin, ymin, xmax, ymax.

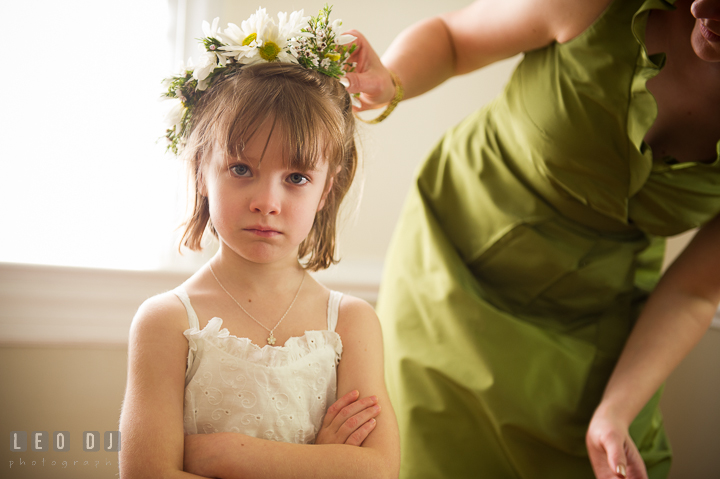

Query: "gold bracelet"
<box><xmin>355</xmin><ymin>70</ymin><xmax>404</xmax><ymax>124</ymax></box>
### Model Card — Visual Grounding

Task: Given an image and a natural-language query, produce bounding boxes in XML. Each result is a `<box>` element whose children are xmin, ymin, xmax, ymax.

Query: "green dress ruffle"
<box><xmin>376</xmin><ymin>0</ymin><xmax>720</xmax><ymax>477</ymax></box>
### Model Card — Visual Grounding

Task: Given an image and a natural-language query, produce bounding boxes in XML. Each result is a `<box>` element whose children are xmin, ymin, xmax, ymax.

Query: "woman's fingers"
<box><xmin>623</xmin><ymin>440</ymin><xmax>648</xmax><ymax>479</ymax></box>
<box><xmin>586</xmin><ymin>418</ymin><xmax>648</xmax><ymax>479</ymax></box>
<box><xmin>587</xmin><ymin>439</ymin><xmax>615</xmax><ymax>479</ymax></box>
<box><xmin>342</xmin><ymin>29</ymin><xmax>395</xmax><ymax>110</ymax></box>
<box><xmin>602</xmin><ymin>432</ymin><xmax>628</xmax><ymax>478</ymax></box>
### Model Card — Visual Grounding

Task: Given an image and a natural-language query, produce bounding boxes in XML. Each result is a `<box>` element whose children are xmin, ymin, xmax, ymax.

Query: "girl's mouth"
<box><xmin>700</xmin><ymin>21</ymin><xmax>720</xmax><ymax>42</ymax></box>
<box><xmin>245</xmin><ymin>226</ymin><xmax>281</xmax><ymax>237</ymax></box>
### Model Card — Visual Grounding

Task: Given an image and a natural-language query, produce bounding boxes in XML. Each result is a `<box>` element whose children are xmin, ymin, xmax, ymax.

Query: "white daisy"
<box><xmin>253</xmin><ymin>10</ymin><xmax>310</xmax><ymax>64</ymax></box>
<box><xmin>277</xmin><ymin>10</ymin><xmax>311</xmax><ymax>43</ymax></box>
<box><xmin>220</xmin><ymin>8</ymin><xmax>270</xmax><ymax>63</ymax></box>
<box><xmin>193</xmin><ymin>17</ymin><xmax>227</xmax><ymax>86</ymax></box>
<box><xmin>193</xmin><ymin>51</ymin><xmax>223</xmax><ymax>90</ymax></box>
<box><xmin>164</xmin><ymin>99</ymin><xmax>186</xmax><ymax>132</ymax></box>
<box><xmin>202</xmin><ymin>17</ymin><xmax>221</xmax><ymax>39</ymax></box>
<box><xmin>335</xmin><ymin>33</ymin><xmax>356</xmax><ymax>45</ymax></box>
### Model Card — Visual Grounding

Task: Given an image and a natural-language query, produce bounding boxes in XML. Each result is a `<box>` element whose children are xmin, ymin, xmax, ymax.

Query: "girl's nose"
<box><xmin>693</xmin><ymin>0</ymin><xmax>720</xmax><ymax>21</ymax></box>
<box><xmin>248</xmin><ymin>184</ymin><xmax>281</xmax><ymax>215</ymax></box>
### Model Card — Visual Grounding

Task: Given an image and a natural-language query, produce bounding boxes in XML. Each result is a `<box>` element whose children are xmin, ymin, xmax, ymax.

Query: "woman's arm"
<box><xmin>587</xmin><ymin>213</ymin><xmax>720</xmax><ymax>478</ymax></box>
<box><xmin>345</xmin><ymin>0</ymin><xmax>614</xmax><ymax>109</ymax></box>
<box><xmin>183</xmin><ymin>296</ymin><xmax>400</xmax><ymax>479</ymax></box>
<box><xmin>119</xmin><ymin>293</ymin><xmax>206</xmax><ymax>479</ymax></box>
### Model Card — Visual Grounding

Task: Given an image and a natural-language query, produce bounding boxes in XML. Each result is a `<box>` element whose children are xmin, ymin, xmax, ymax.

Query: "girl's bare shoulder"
<box><xmin>337</xmin><ymin>294</ymin><xmax>376</xmax><ymax>317</ymax></box>
<box><xmin>305</xmin><ymin>275</ymin><xmax>380</xmax><ymax>336</ymax></box>
<box><xmin>130</xmin><ymin>289</ymin><xmax>191</xmax><ymax>342</ymax></box>
<box><xmin>335</xmin><ymin>294</ymin><xmax>381</xmax><ymax>339</ymax></box>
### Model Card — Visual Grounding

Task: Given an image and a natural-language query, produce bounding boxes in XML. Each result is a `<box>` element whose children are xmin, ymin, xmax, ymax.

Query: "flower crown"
<box><xmin>161</xmin><ymin>5</ymin><xmax>357</xmax><ymax>155</ymax></box>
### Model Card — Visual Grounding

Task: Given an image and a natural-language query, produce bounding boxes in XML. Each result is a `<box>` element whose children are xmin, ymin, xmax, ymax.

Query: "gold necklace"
<box><xmin>208</xmin><ymin>263</ymin><xmax>306</xmax><ymax>345</ymax></box>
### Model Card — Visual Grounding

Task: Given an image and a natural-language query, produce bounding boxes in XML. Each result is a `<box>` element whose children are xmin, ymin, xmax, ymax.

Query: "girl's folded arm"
<box><xmin>119</xmin><ymin>293</ymin><xmax>207</xmax><ymax>479</ymax></box>
<box><xmin>322</xmin><ymin>295</ymin><xmax>400</xmax><ymax>477</ymax></box>
<box><xmin>184</xmin><ymin>296</ymin><xmax>401</xmax><ymax>479</ymax></box>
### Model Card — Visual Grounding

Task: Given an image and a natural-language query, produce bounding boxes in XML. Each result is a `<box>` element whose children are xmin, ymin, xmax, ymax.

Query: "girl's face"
<box><xmin>202</xmin><ymin>121</ymin><xmax>331</xmax><ymax>266</ymax></box>
<box><xmin>691</xmin><ymin>0</ymin><xmax>720</xmax><ymax>61</ymax></box>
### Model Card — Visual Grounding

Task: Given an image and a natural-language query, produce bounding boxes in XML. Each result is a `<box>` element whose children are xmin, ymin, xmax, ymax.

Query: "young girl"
<box><xmin>119</xmin><ymin>7</ymin><xmax>400</xmax><ymax>478</ymax></box>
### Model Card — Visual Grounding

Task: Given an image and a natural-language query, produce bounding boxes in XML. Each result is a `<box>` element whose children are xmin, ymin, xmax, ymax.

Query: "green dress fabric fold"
<box><xmin>377</xmin><ymin>0</ymin><xmax>720</xmax><ymax>477</ymax></box>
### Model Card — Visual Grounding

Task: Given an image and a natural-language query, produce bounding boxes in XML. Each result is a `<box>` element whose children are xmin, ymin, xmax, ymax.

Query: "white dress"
<box><xmin>174</xmin><ymin>287</ymin><xmax>343</xmax><ymax>444</ymax></box>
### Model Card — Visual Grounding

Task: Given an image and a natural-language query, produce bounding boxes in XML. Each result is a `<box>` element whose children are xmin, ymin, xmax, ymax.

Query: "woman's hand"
<box><xmin>586</xmin><ymin>409</ymin><xmax>648</xmax><ymax>479</ymax></box>
<box><xmin>315</xmin><ymin>390</ymin><xmax>381</xmax><ymax>446</ymax></box>
<box><xmin>342</xmin><ymin>30</ymin><xmax>396</xmax><ymax>112</ymax></box>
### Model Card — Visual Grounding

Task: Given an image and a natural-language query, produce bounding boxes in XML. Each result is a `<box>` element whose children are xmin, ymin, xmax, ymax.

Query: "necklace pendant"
<box><xmin>267</xmin><ymin>332</ymin><xmax>276</xmax><ymax>345</ymax></box>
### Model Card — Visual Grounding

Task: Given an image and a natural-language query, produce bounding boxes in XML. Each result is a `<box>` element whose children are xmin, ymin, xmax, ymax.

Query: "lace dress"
<box><xmin>174</xmin><ymin>287</ymin><xmax>343</xmax><ymax>444</ymax></box>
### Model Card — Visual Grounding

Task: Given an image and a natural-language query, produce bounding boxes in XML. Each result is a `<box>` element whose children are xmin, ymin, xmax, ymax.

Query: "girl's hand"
<box><xmin>342</xmin><ymin>30</ymin><xmax>396</xmax><ymax>112</ymax></box>
<box><xmin>586</xmin><ymin>409</ymin><xmax>648</xmax><ymax>479</ymax></box>
<box><xmin>315</xmin><ymin>390</ymin><xmax>381</xmax><ymax>446</ymax></box>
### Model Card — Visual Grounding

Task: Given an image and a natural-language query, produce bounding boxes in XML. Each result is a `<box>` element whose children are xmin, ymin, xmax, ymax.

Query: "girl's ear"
<box><xmin>317</xmin><ymin>175</ymin><xmax>334</xmax><ymax>212</ymax></box>
<box><xmin>197</xmin><ymin>161</ymin><xmax>208</xmax><ymax>198</ymax></box>
<box><xmin>317</xmin><ymin>165</ymin><xmax>341</xmax><ymax>211</ymax></box>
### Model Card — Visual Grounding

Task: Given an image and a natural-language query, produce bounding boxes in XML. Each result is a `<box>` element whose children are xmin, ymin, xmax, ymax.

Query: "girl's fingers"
<box><xmin>329</xmin><ymin>395</ymin><xmax>378</xmax><ymax>432</ymax></box>
<box><xmin>318</xmin><ymin>391</ymin><xmax>381</xmax><ymax>445</ymax></box>
<box><xmin>321</xmin><ymin>390</ymin><xmax>360</xmax><ymax>428</ymax></box>
<box><xmin>345</xmin><ymin>418</ymin><xmax>377</xmax><ymax>447</ymax></box>
<box><xmin>336</xmin><ymin>402</ymin><xmax>381</xmax><ymax>438</ymax></box>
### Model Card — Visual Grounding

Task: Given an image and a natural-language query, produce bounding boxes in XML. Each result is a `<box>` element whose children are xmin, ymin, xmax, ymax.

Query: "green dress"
<box><xmin>376</xmin><ymin>0</ymin><xmax>720</xmax><ymax>477</ymax></box>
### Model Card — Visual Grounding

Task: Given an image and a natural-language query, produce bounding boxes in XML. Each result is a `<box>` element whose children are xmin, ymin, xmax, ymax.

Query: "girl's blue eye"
<box><xmin>231</xmin><ymin>164</ymin><xmax>250</xmax><ymax>176</ymax></box>
<box><xmin>288</xmin><ymin>173</ymin><xmax>309</xmax><ymax>185</ymax></box>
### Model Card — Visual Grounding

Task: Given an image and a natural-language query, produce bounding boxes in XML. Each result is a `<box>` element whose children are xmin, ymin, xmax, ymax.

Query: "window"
<box><xmin>0</xmin><ymin>0</ymin><xmax>208</xmax><ymax>271</ymax></box>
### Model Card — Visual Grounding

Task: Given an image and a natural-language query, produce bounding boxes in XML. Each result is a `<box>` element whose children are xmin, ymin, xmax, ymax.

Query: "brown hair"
<box><xmin>179</xmin><ymin>62</ymin><xmax>357</xmax><ymax>271</ymax></box>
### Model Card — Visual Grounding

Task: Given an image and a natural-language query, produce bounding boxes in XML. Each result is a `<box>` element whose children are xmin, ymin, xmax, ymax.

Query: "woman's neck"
<box><xmin>644</xmin><ymin>2</ymin><xmax>720</xmax><ymax>163</ymax></box>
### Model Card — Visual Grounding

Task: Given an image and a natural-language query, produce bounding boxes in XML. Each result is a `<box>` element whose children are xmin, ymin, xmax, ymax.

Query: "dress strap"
<box><xmin>173</xmin><ymin>287</ymin><xmax>200</xmax><ymax>330</ymax></box>
<box><xmin>326</xmin><ymin>290</ymin><xmax>343</xmax><ymax>332</ymax></box>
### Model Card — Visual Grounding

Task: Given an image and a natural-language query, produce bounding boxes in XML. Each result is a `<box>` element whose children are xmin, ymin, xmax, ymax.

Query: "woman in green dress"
<box><xmin>344</xmin><ymin>0</ymin><xmax>720</xmax><ymax>477</ymax></box>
